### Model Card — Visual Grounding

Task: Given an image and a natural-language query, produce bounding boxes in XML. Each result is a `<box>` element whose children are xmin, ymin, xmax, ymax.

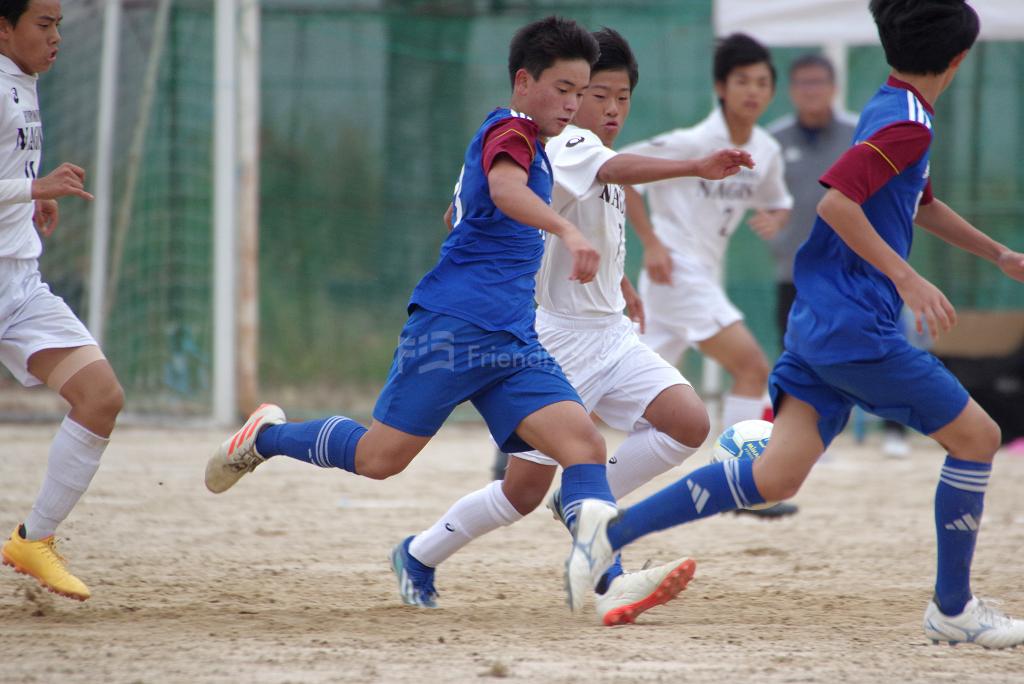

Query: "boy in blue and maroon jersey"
<box><xmin>566</xmin><ymin>0</ymin><xmax>1024</xmax><ymax>648</ymax></box>
<box><xmin>205</xmin><ymin>17</ymin><xmax>620</xmax><ymax>612</ymax></box>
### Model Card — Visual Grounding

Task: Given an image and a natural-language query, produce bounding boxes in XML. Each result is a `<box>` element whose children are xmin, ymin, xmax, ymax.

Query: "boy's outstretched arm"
<box><xmin>624</xmin><ymin>185</ymin><xmax>672</xmax><ymax>286</ymax></box>
<box><xmin>818</xmin><ymin>188</ymin><xmax>956</xmax><ymax>338</ymax></box>
<box><xmin>487</xmin><ymin>156</ymin><xmax>599</xmax><ymax>283</ymax></box>
<box><xmin>914</xmin><ymin>198</ymin><xmax>1024</xmax><ymax>281</ymax></box>
<box><xmin>596</xmin><ymin>149</ymin><xmax>753</xmax><ymax>186</ymax></box>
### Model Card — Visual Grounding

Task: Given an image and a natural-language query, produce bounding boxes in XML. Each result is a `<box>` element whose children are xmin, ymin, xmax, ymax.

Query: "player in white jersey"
<box><xmin>0</xmin><ymin>1</ymin><xmax>124</xmax><ymax>602</ymax></box>
<box><xmin>622</xmin><ymin>34</ymin><xmax>797</xmax><ymax>518</ymax></box>
<box><xmin>391</xmin><ymin>28</ymin><xmax>754</xmax><ymax>625</ymax></box>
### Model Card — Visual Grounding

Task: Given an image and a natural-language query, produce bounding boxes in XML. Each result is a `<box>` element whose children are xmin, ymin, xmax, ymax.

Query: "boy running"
<box><xmin>566</xmin><ymin>0</ymin><xmax>1024</xmax><ymax>648</ymax></box>
<box><xmin>393</xmin><ymin>28</ymin><xmax>753</xmax><ymax>623</ymax></box>
<box><xmin>205</xmin><ymin>17</ymin><xmax>620</xmax><ymax>601</ymax></box>
<box><xmin>622</xmin><ymin>37</ymin><xmax>795</xmax><ymax>520</ymax></box>
<box><xmin>1</xmin><ymin>0</ymin><xmax>124</xmax><ymax>602</ymax></box>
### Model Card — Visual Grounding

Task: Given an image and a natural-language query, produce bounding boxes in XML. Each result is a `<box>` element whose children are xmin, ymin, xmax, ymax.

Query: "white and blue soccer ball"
<box><xmin>711</xmin><ymin>419</ymin><xmax>775</xmax><ymax>510</ymax></box>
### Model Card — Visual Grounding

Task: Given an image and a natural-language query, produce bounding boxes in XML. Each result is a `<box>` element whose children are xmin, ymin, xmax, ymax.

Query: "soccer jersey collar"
<box><xmin>886</xmin><ymin>76</ymin><xmax>934</xmax><ymax>115</ymax></box>
<box><xmin>0</xmin><ymin>54</ymin><xmax>36</xmax><ymax>80</ymax></box>
<box><xmin>696</xmin><ymin>107</ymin><xmax>732</xmax><ymax>143</ymax></box>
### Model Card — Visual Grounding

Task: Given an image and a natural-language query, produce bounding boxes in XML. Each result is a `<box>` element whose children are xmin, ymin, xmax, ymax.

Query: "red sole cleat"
<box><xmin>602</xmin><ymin>559</ymin><xmax>697</xmax><ymax>626</ymax></box>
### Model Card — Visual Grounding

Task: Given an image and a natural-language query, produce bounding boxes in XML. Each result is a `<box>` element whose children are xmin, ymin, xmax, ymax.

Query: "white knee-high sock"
<box><xmin>607</xmin><ymin>428</ymin><xmax>698</xmax><ymax>499</ymax></box>
<box><xmin>722</xmin><ymin>394</ymin><xmax>765</xmax><ymax>430</ymax></box>
<box><xmin>408</xmin><ymin>480</ymin><xmax>522</xmax><ymax>568</ymax></box>
<box><xmin>24</xmin><ymin>416</ymin><xmax>108</xmax><ymax>540</ymax></box>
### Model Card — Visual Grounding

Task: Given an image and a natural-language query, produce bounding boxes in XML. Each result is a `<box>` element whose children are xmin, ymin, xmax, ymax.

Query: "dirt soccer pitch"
<box><xmin>2</xmin><ymin>421</ymin><xmax>1023</xmax><ymax>683</ymax></box>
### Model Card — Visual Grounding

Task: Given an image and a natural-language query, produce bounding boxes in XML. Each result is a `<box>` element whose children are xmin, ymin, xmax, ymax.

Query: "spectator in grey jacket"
<box><xmin>767</xmin><ymin>54</ymin><xmax>857</xmax><ymax>347</ymax></box>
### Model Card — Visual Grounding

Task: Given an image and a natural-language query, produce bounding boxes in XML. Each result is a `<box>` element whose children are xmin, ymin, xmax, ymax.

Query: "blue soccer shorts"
<box><xmin>769</xmin><ymin>342</ymin><xmax>970</xmax><ymax>448</ymax></box>
<box><xmin>373</xmin><ymin>307</ymin><xmax>582</xmax><ymax>453</ymax></box>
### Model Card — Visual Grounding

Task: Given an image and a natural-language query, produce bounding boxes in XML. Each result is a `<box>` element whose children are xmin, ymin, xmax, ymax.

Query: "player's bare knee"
<box><xmin>757</xmin><ymin>472</ymin><xmax>803</xmax><ymax>502</ymax></box>
<box><xmin>356</xmin><ymin>459</ymin><xmax>404</xmax><ymax>480</ymax></box>
<box><xmin>669</xmin><ymin>408</ymin><xmax>710</xmax><ymax>449</ymax></box>
<box><xmin>972</xmin><ymin>415</ymin><xmax>1001</xmax><ymax>460</ymax></box>
<box><xmin>501</xmin><ymin>479</ymin><xmax>548</xmax><ymax>514</ymax></box>
<box><xmin>68</xmin><ymin>378</ymin><xmax>124</xmax><ymax>421</ymax></box>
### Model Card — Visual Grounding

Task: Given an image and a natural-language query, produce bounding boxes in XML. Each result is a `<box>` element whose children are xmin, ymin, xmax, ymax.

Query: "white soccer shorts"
<box><xmin>637</xmin><ymin>251</ymin><xmax>743</xmax><ymax>367</ymax></box>
<box><xmin>513</xmin><ymin>309</ymin><xmax>690</xmax><ymax>466</ymax></box>
<box><xmin>0</xmin><ymin>258</ymin><xmax>97</xmax><ymax>387</ymax></box>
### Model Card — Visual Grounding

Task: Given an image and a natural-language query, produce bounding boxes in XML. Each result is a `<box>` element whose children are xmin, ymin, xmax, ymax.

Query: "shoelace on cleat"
<box><xmin>39</xmin><ymin>538</ymin><xmax>72</xmax><ymax>574</ymax></box>
<box><xmin>974</xmin><ymin>598</ymin><xmax>1014</xmax><ymax>628</ymax></box>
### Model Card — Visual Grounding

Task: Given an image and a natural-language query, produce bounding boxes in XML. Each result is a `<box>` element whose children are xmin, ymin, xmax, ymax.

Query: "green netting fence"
<box><xmin>18</xmin><ymin>0</ymin><xmax>1023</xmax><ymax>418</ymax></box>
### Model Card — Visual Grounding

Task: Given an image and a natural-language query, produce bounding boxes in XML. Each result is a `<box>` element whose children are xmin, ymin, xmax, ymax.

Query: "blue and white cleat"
<box><xmin>924</xmin><ymin>596</ymin><xmax>1024</xmax><ymax>649</ymax></box>
<box><xmin>545</xmin><ymin>487</ymin><xmax>564</xmax><ymax>524</ymax></box>
<box><xmin>390</xmin><ymin>536</ymin><xmax>438</xmax><ymax>608</ymax></box>
<box><xmin>564</xmin><ymin>500</ymin><xmax>617</xmax><ymax>613</ymax></box>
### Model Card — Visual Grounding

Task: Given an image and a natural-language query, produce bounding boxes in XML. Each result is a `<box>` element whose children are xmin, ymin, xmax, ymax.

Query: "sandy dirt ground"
<box><xmin>2</xmin><ymin>421</ymin><xmax>1024</xmax><ymax>683</ymax></box>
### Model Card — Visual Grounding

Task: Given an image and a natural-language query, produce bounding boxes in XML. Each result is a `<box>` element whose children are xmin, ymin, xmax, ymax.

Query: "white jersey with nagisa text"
<box><xmin>0</xmin><ymin>54</ymin><xmax>41</xmax><ymax>260</ymax></box>
<box><xmin>539</xmin><ymin>125</ymin><xmax>624</xmax><ymax>318</ymax></box>
<box><xmin>622</xmin><ymin>108</ymin><xmax>793</xmax><ymax>281</ymax></box>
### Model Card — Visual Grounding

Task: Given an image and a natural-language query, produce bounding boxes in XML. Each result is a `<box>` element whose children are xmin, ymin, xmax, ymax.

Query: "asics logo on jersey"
<box><xmin>10</xmin><ymin>88</ymin><xmax>17</xmax><ymax>103</ymax></box>
<box><xmin>444</xmin><ymin>522</ymin><xmax>455</xmax><ymax>532</ymax></box>
<box><xmin>608</xmin><ymin>457</ymin><xmax>618</xmax><ymax>464</ymax></box>
<box><xmin>566</xmin><ymin>136</ymin><xmax>585</xmax><ymax>148</ymax></box>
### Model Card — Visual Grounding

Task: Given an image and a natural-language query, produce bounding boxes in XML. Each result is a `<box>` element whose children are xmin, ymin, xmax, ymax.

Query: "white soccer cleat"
<box><xmin>564</xmin><ymin>499</ymin><xmax>617</xmax><ymax>613</ymax></box>
<box><xmin>205</xmin><ymin>403</ymin><xmax>286</xmax><ymax>494</ymax></box>
<box><xmin>596</xmin><ymin>558</ymin><xmax>697</xmax><ymax>626</ymax></box>
<box><xmin>924</xmin><ymin>597</ymin><xmax>1024</xmax><ymax>649</ymax></box>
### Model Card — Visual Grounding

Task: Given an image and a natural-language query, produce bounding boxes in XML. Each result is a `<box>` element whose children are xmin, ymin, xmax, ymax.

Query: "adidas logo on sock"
<box><xmin>944</xmin><ymin>513</ymin><xmax>980</xmax><ymax>531</ymax></box>
<box><xmin>687</xmin><ymin>479</ymin><xmax>709</xmax><ymax>513</ymax></box>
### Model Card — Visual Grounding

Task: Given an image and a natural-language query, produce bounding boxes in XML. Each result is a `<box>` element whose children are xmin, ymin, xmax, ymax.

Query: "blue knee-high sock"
<box><xmin>934</xmin><ymin>455</ymin><xmax>990</xmax><ymax>616</ymax></box>
<box><xmin>255</xmin><ymin>417</ymin><xmax>367</xmax><ymax>474</ymax></box>
<box><xmin>559</xmin><ymin>463</ymin><xmax>616</xmax><ymax>531</ymax></box>
<box><xmin>606</xmin><ymin>458</ymin><xmax>765</xmax><ymax>551</ymax></box>
<box><xmin>559</xmin><ymin>463</ymin><xmax>620</xmax><ymax>593</ymax></box>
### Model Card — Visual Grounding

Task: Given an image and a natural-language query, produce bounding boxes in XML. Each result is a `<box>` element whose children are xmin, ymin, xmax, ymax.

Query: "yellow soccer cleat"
<box><xmin>2</xmin><ymin>526</ymin><xmax>91</xmax><ymax>601</ymax></box>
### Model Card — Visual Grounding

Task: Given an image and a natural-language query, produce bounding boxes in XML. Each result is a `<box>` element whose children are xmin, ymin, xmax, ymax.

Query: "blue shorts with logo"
<box><xmin>769</xmin><ymin>342</ymin><xmax>970</xmax><ymax>448</ymax></box>
<box><xmin>373</xmin><ymin>307</ymin><xmax>582</xmax><ymax>453</ymax></box>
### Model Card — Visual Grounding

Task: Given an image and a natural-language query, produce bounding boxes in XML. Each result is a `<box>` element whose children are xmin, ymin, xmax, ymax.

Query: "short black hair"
<box><xmin>789</xmin><ymin>53</ymin><xmax>835</xmax><ymax>82</ymax></box>
<box><xmin>0</xmin><ymin>0</ymin><xmax>31</xmax><ymax>27</ymax></box>
<box><xmin>870</xmin><ymin>0</ymin><xmax>980</xmax><ymax>75</ymax></box>
<box><xmin>591</xmin><ymin>27</ymin><xmax>639</xmax><ymax>92</ymax></box>
<box><xmin>713</xmin><ymin>33</ymin><xmax>776</xmax><ymax>86</ymax></box>
<box><xmin>507</xmin><ymin>16</ymin><xmax>599</xmax><ymax>89</ymax></box>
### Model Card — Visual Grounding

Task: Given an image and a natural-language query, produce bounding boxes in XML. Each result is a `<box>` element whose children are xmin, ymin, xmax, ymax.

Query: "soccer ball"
<box><xmin>710</xmin><ymin>419</ymin><xmax>775</xmax><ymax>510</ymax></box>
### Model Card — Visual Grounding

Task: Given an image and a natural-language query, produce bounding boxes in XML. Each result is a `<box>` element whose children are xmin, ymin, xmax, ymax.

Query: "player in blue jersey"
<box><xmin>204</xmin><ymin>16</ymin><xmax>619</xmax><ymax>611</ymax></box>
<box><xmin>564</xmin><ymin>0</ymin><xmax>1024</xmax><ymax>647</ymax></box>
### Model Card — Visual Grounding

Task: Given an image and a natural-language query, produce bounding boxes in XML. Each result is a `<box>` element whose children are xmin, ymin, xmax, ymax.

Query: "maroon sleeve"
<box><xmin>819</xmin><ymin>121</ymin><xmax>932</xmax><ymax>204</ymax></box>
<box><xmin>920</xmin><ymin>178</ymin><xmax>934</xmax><ymax>206</ymax></box>
<box><xmin>481</xmin><ymin>118</ymin><xmax>539</xmax><ymax>174</ymax></box>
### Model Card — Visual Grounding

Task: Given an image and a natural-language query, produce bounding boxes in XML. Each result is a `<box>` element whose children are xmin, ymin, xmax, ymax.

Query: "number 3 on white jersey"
<box><xmin>451</xmin><ymin>165</ymin><xmax>466</xmax><ymax>228</ymax></box>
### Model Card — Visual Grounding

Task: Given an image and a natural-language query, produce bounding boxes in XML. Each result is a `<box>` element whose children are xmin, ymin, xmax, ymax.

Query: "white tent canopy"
<box><xmin>713</xmin><ymin>0</ymin><xmax>1024</xmax><ymax>46</ymax></box>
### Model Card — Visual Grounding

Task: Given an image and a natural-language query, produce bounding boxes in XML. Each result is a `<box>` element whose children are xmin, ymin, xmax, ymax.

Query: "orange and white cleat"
<box><xmin>2</xmin><ymin>525</ymin><xmax>91</xmax><ymax>601</ymax></box>
<box><xmin>596</xmin><ymin>557</ymin><xmax>696</xmax><ymax>626</ymax></box>
<box><xmin>205</xmin><ymin>403</ymin><xmax>286</xmax><ymax>493</ymax></box>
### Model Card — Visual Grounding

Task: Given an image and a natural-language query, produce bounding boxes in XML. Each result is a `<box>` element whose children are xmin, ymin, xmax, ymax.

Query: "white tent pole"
<box><xmin>823</xmin><ymin>41</ymin><xmax>848</xmax><ymax>112</ymax></box>
<box><xmin>213</xmin><ymin>0</ymin><xmax>238</xmax><ymax>424</ymax></box>
<box><xmin>88</xmin><ymin>0</ymin><xmax>121</xmax><ymax>343</ymax></box>
<box><xmin>236</xmin><ymin>0</ymin><xmax>260</xmax><ymax>416</ymax></box>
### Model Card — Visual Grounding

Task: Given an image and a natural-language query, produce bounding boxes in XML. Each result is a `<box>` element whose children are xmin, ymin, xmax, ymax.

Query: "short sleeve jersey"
<box><xmin>538</xmin><ymin>124</ymin><xmax>623</xmax><ymax>318</ymax></box>
<box><xmin>409</xmin><ymin>108</ymin><xmax>553</xmax><ymax>341</ymax></box>
<box><xmin>0</xmin><ymin>54</ymin><xmax>42</xmax><ymax>260</ymax></box>
<box><xmin>786</xmin><ymin>77</ymin><xmax>935</xmax><ymax>364</ymax></box>
<box><xmin>621</xmin><ymin>108</ymin><xmax>793</xmax><ymax>281</ymax></box>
